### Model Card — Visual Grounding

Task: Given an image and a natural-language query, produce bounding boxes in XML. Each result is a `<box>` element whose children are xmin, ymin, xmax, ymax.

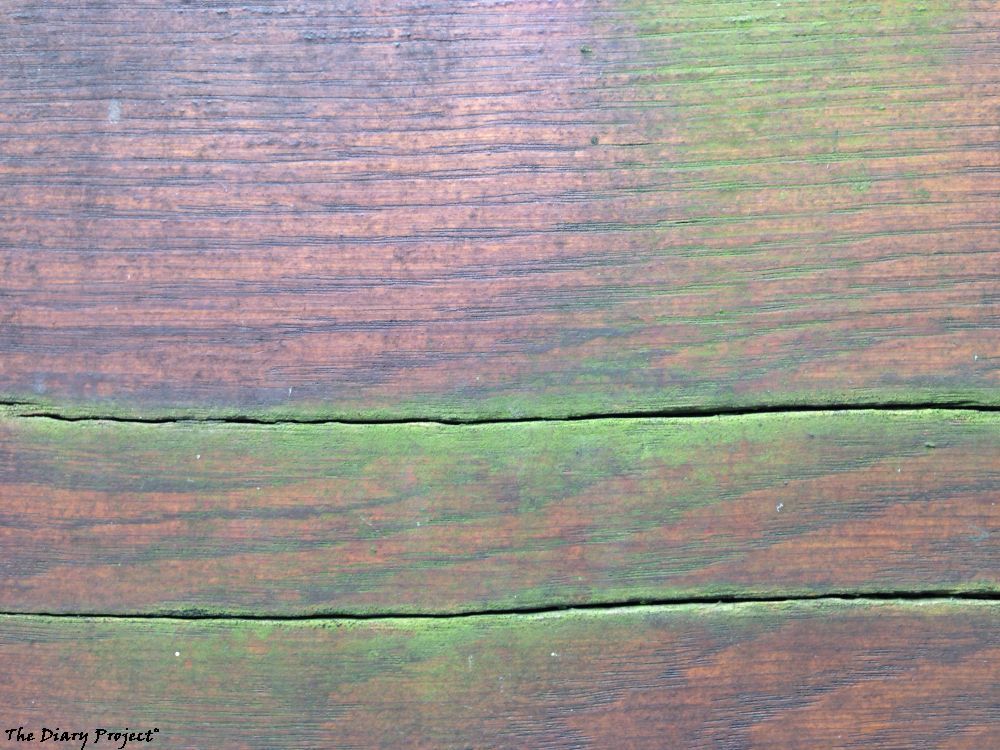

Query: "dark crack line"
<box><xmin>3</xmin><ymin>401</ymin><xmax>998</xmax><ymax>426</ymax></box>
<box><xmin>1</xmin><ymin>591</ymin><xmax>996</xmax><ymax>622</ymax></box>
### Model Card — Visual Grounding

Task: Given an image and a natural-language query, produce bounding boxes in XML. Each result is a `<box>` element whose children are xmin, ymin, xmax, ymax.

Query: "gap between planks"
<box><xmin>2</xmin><ymin>401</ymin><xmax>998</xmax><ymax>427</ymax></box>
<box><xmin>1</xmin><ymin>593</ymin><xmax>996</xmax><ymax>623</ymax></box>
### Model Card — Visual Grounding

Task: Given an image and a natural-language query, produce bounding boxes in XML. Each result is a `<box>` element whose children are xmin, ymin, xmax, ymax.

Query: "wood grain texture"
<box><xmin>2</xmin><ymin>409</ymin><xmax>995</xmax><ymax>615</ymax></box>
<box><xmin>1</xmin><ymin>600</ymin><xmax>996</xmax><ymax>749</ymax></box>
<box><xmin>1</xmin><ymin>0</ymin><xmax>997</xmax><ymax>419</ymax></box>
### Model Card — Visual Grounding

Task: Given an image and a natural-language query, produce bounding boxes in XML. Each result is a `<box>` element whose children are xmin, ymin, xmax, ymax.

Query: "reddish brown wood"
<box><xmin>2</xmin><ymin>409</ymin><xmax>995</xmax><ymax>615</ymax></box>
<box><xmin>1</xmin><ymin>3</ymin><xmax>997</xmax><ymax>741</ymax></box>
<box><xmin>0</xmin><ymin>601</ymin><xmax>996</xmax><ymax>748</ymax></box>
<box><xmin>1</xmin><ymin>1</ymin><xmax>997</xmax><ymax>418</ymax></box>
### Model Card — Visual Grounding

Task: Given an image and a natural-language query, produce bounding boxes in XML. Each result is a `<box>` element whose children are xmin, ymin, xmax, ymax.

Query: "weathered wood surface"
<box><xmin>2</xmin><ymin>409</ymin><xmax>995</xmax><ymax>615</ymax></box>
<box><xmin>2</xmin><ymin>2</ymin><xmax>998</xmax><ymax>744</ymax></box>
<box><xmin>1</xmin><ymin>1</ymin><xmax>997</xmax><ymax>419</ymax></box>
<box><xmin>0</xmin><ymin>600</ymin><xmax>996</xmax><ymax>749</ymax></box>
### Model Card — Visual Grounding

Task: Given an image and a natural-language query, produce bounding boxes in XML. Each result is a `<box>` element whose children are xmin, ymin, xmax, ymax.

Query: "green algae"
<box><xmin>6</xmin><ymin>408</ymin><xmax>996</xmax><ymax>615</ymax></box>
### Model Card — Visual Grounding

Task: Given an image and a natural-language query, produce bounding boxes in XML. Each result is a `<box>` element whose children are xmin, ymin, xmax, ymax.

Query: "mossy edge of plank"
<box><xmin>3</xmin><ymin>408</ymin><xmax>996</xmax><ymax>614</ymax></box>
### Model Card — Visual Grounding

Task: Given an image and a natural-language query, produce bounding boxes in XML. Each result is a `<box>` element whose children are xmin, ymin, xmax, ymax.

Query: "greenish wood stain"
<box><xmin>3</xmin><ymin>409</ymin><xmax>996</xmax><ymax>615</ymax></box>
<box><xmin>1</xmin><ymin>600</ymin><xmax>996</xmax><ymax>748</ymax></box>
<box><xmin>0</xmin><ymin>2</ymin><xmax>996</xmax><ymax>746</ymax></box>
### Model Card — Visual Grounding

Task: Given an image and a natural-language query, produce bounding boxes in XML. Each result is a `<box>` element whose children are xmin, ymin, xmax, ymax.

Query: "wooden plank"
<box><xmin>2</xmin><ymin>409</ymin><xmax>995</xmax><ymax>615</ymax></box>
<box><xmin>1</xmin><ymin>1</ymin><xmax>997</xmax><ymax>419</ymax></box>
<box><xmin>0</xmin><ymin>600</ymin><xmax>996</xmax><ymax>748</ymax></box>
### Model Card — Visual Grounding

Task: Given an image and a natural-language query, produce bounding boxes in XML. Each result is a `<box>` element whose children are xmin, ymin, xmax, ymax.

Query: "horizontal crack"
<box><xmin>3</xmin><ymin>401</ymin><xmax>998</xmax><ymax>427</ymax></box>
<box><xmin>1</xmin><ymin>591</ymin><xmax>996</xmax><ymax>622</ymax></box>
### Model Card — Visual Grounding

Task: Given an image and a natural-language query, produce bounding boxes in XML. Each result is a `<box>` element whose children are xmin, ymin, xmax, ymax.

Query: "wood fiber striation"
<box><xmin>0</xmin><ymin>600</ymin><xmax>996</xmax><ymax>749</ymax></box>
<box><xmin>1</xmin><ymin>409</ymin><xmax>995</xmax><ymax>615</ymax></box>
<box><xmin>0</xmin><ymin>0</ymin><xmax>996</xmax><ymax>419</ymax></box>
